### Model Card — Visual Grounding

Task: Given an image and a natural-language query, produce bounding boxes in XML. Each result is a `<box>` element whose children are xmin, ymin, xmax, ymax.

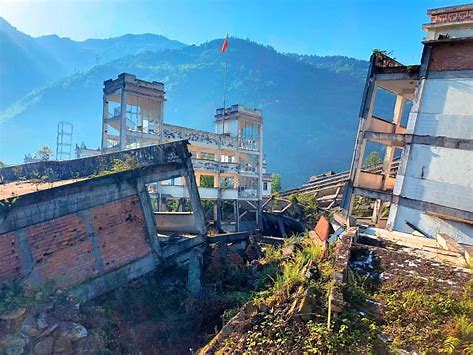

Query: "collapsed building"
<box><xmin>341</xmin><ymin>4</ymin><xmax>473</xmax><ymax>245</ymax></box>
<box><xmin>76</xmin><ymin>74</ymin><xmax>272</xmax><ymax>232</ymax></box>
<box><xmin>0</xmin><ymin>141</ymin><xmax>211</xmax><ymax>298</ymax></box>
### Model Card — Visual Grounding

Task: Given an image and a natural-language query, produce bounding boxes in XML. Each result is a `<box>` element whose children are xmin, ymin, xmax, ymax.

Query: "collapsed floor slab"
<box><xmin>0</xmin><ymin>140</ymin><xmax>207</xmax><ymax>300</ymax></box>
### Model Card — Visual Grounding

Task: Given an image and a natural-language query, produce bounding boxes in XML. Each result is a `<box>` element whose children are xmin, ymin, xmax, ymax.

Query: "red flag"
<box><xmin>221</xmin><ymin>35</ymin><xmax>228</xmax><ymax>53</ymax></box>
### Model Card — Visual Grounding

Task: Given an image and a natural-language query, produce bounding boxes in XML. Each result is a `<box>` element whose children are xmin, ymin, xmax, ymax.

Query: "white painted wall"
<box><xmin>160</xmin><ymin>185</ymin><xmax>239</xmax><ymax>200</ymax></box>
<box><xmin>389</xmin><ymin>72</ymin><xmax>473</xmax><ymax>243</ymax></box>
<box><xmin>407</xmin><ymin>78</ymin><xmax>473</xmax><ymax>138</ymax></box>
<box><xmin>216</xmin><ymin>118</ymin><xmax>238</xmax><ymax>136</ymax></box>
<box><xmin>389</xmin><ymin>203</ymin><xmax>473</xmax><ymax>245</ymax></box>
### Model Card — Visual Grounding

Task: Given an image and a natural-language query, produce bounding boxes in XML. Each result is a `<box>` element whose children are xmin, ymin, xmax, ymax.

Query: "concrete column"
<box><xmin>344</xmin><ymin>81</ymin><xmax>378</xmax><ymax>216</ymax></box>
<box><xmin>392</xmin><ymin>95</ymin><xmax>405</xmax><ymax>125</ymax></box>
<box><xmin>183</xmin><ymin>156</ymin><xmax>207</xmax><ymax>236</ymax></box>
<box><xmin>257</xmin><ymin>122</ymin><xmax>264</xmax><ymax>230</ymax></box>
<box><xmin>216</xmin><ymin>200</ymin><xmax>222</xmax><ymax>231</ymax></box>
<box><xmin>101</xmin><ymin>95</ymin><xmax>109</xmax><ymax>152</ymax></box>
<box><xmin>137</xmin><ymin>179</ymin><xmax>162</xmax><ymax>257</ymax></box>
<box><xmin>158</xmin><ymin>99</ymin><xmax>164</xmax><ymax>144</ymax></box>
<box><xmin>79</xmin><ymin>210</ymin><xmax>106</xmax><ymax>274</ymax></box>
<box><xmin>353</xmin><ymin>140</ymin><xmax>367</xmax><ymax>187</ymax></box>
<box><xmin>383</xmin><ymin>95</ymin><xmax>404</xmax><ymax>190</ymax></box>
<box><xmin>15</xmin><ymin>228</ymin><xmax>41</xmax><ymax>285</ymax></box>
<box><xmin>187</xmin><ymin>248</ymin><xmax>203</xmax><ymax>297</ymax></box>
<box><xmin>234</xmin><ymin>200</ymin><xmax>240</xmax><ymax>232</ymax></box>
<box><xmin>371</xmin><ymin>199</ymin><xmax>382</xmax><ymax>225</ymax></box>
<box><xmin>119</xmin><ymin>89</ymin><xmax>128</xmax><ymax>151</ymax></box>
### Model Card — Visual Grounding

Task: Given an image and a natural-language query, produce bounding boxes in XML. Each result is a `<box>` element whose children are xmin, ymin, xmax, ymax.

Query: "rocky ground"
<box><xmin>1</xmin><ymin>230</ymin><xmax>471</xmax><ymax>354</ymax></box>
<box><xmin>200</xmin><ymin>231</ymin><xmax>472</xmax><ymax>354</ymax></box>
<box><xmin>348</xmin><ymin>235</ymin><xmax>472</xmax><ymax>353</ymax></box>
<box><xmin>0</xmin><ymin>240</ymin><xmax>264</xmax><ymax>354</ymax></box>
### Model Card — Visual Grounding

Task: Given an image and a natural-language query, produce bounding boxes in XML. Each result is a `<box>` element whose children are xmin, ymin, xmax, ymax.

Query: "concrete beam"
<box><xmin>208</xmin><ymin>232</ymin><xmax>250</xmax><ymax>244</ymax></box>
<box><xmin>71</xmin><ymin>253</ymin><xmax>158</xmax><ymax>302</ymax></box>
<box><xmin>363</xmin><ymin>132</ymin><xmax>405</xmax><ymax>147</ymax></box>
<box><xmin>363</xmin><ymin>132</ymin><xmax>473</xmax><ymax>151</ymax></box>
<box><xmin>406</xmin><ymin>135</ymin><xmax>473</xmax><ymax>151</ymax></box>
<box><xmin>393</xmin><ymin>196</ymin><xmax>473</xmax><ymax>224</ymax></box>
<box><xmin>183</xmin><ymin>156</ymin><xmax>207</xmax><ymax>236</ymax></box>
<box><xmin>0</xmin><ymin>164</ymin><xmax>186</xmax><ymax>234</ymax></box>
<box><xmin>161</xmin><ymin>235</ymin><xmax>206</xmax><ymax>259</ymax></box>
<box><xmin>0</xmin><ymin>140</ymin><xmax>191</xmax><ymax>183</ymax></box>
<box><xmin>352</xmin><ymin>187</ymin><xmax>393</xmax><ymax>202</ymax></box>
<box><xmin>137</xmin><ymin>178</ymin><xmax>162</xmax><ymax>257</ymax></box>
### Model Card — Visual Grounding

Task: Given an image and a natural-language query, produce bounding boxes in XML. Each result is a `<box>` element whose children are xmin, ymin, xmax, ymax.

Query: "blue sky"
<box><xmin>0</xmin><ymin>0</ymin><xmax>466</xmax><ymax>63</ymax></box>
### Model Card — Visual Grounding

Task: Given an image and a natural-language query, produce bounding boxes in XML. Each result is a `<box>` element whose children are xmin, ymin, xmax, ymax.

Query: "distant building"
<box><xmin>24</xmin><ymin>153</ymin><xmax>41</xmax><ymax>164</ymax></box>
<box><xmin>77</xmin><ymin>73</ymin><xmax>272</xmax><ymax>232</ymax></box>
<box><xmin>343</xmin><ymin>4</ymin><xmax>473</xmax><ymax>244</ymax></box>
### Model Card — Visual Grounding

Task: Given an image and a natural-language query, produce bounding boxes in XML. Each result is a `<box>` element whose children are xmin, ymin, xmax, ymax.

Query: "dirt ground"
<box><xmin>0</xmin><ymin>179</ymin><xmax>84</xmax><ymax>199</ymax></box>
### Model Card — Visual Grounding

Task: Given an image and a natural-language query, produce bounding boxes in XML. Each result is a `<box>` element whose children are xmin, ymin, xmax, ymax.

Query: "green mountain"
<box><xmin>0</xmin><ymin>22</ymin><xmax>368</xmax><ymax>188</ymax></box>
<box><xmin>0</xmin><ymin>17</ymin><xmax>185</xmax><ymax>110</ymax></box>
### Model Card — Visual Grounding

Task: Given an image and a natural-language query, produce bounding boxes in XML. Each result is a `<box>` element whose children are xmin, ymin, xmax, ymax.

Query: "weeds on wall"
<box><xmin>346</xmin><ymin>260</ymin><xmax>473</xmax><ymax>353</ymax></box>
<box><xmin>94</xmin><ymin>156</ymin><xmax>140</xmax><ymax>177</ymax></box>
<box><xmin>217</xmin><ymin>235</ymin><xmax>380</xmax><ymax>353</ymax></box>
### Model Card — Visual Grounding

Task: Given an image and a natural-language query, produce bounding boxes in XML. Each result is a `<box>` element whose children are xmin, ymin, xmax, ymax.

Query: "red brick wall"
<box><xmin>0</xmin><ymin>232</ymin><xmax>23</xmax><ymax>282</ymax></box>
<box><xmin>430</xmin><ymin>10</ymin><xmax>473</xmax><ymax>24</ymax></box>
<box><xmin>26</xmin><ymin>214</ymin><xmax>96</xmax><ymax>288</ymax></box>
<box><xmin>0</xmin><ymin>194</ymin><xmax>153</xmax><ymax>287</ymax></box>
<box><xmin>91</xmin><ymin>195</ymin><xmax>151</xmax><ymax>272</ymax></box>
<box><xmin>429</xmin><ymin>42</ymin><xmax>473</xmax><ymax>71</ymax></box>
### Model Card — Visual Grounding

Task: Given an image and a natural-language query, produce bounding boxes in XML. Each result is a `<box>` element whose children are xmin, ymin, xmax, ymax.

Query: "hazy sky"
<box><xmin>0</xmin><ymin>0</ymin><xmax>465</xmax><ymax>63</ymax></box>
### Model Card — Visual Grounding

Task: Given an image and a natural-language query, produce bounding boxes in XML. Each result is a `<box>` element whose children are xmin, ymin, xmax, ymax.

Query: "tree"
<box><xmin>0</xmin><ymin>161</ymin><xmax>5</xmax><ymax>168</ymax></box>
<box><xmin>363</xmin><ymin>151</ymin><xmax>382</xmax><ymax>169</ymax></box>
<box><xmin>271</xmin><ymin>173</ymin><xmax>282</xmax><ymax>193</ymax></box>
<box><xmin>200</xmin><ymin>175</ymin><xmax>215</xmax><ymax>188</ymax></box>
<box><xmin>34</xmin><ymin>146</ymin><xmax>53</xmax><ymax>161</ymax></box>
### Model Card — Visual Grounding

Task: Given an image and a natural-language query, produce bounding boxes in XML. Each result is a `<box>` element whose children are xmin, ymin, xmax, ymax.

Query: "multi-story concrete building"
<box><xmin>343</xmin><ymin>4</ymin><xmax>473</xmax><ymax>244</ymax></box>
<box><xmin>78</xmin><ymin>73</ymin><xmax>271</xmax><ymax>232</ymax></box>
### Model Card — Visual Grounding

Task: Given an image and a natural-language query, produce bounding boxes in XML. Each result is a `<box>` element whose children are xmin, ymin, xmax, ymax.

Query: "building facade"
<box><xmin>343</xmin><ymin>4</ymin><xmax>473</xmax><ymax>244</ymax></box>
<box><xmin>78</xmin><ymin>73</ymin><xmax>271</xmax><ymax>232</ymax></box>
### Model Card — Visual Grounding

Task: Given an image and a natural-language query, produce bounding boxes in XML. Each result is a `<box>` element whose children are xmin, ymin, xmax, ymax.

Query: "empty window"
<box><xmin>201</xmin><ymin>152</ymin><xmax>216</xmax><ymax>161</ymax></box>
<box><xmin>200</xmin><ymin>175</ymin><xmax>215</xmax><ymax>188</ymax></box>
<box><xmin>220</xmin><ymin>177</ymin><xmax>235</xmax><ymax>189</ymax></box>
<box><xmin>221</xmin><ymin>154</ymin><xmax>235</xmax><ymax>163</ymax></box>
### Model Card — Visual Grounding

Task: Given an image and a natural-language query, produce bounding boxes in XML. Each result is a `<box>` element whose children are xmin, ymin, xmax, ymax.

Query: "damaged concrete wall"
<box><xmin>388</xmin><ymin>33</ymin><xmax>473</xmax><ymax>244</ymax></box>
<box><xmin>0</xmin><ymin>141</ymin><xmax>188</xmax><ymax>183</ymax></box>
<box><xmin>0</xmin><ymin>140</ymin><xmax>207</xmax><ymax>299</ymax></box>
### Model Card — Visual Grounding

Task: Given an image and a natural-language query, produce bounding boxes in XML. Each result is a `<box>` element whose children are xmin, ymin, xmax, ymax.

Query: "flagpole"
<box><xmin>222</xmin><ymin>36</ymin><xmax>228</xmax><ymax>134</ymax></box>
<box><xmin>222</xmin><ymin>55</ymin><xmax>228</xmax><ymax>134</ymax></box>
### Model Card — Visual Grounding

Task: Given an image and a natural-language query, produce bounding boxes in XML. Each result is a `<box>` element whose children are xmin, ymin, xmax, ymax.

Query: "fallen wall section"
<box><xmin>0</xmin><ymin>140</ymin><xmax>207</xmax><ymax>299</ymax></box>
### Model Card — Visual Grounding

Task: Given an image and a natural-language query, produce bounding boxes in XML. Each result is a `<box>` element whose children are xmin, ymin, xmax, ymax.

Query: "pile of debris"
<box><xmin>0</xmin><ymin>288</ymin><xmax>95</xmax><ymax>354</ymax></box>
<box><xmin>199</xmin><ymin>215</ymin><xmax>472</xmax><ymax>354</ymax></box>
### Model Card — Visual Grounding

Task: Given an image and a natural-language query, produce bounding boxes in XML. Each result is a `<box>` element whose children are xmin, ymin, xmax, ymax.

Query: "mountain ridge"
<box><xmin>0</xmin><ymin>19</ymin><xmax>369</xmax><ymax>188</ymax></box>
<box><xmin>0</xmin><ymin>16</ymin><xmax>186</xmax><ymax>110</ymax></box>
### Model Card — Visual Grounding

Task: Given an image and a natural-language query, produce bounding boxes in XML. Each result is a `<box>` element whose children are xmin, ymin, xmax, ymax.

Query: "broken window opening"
<box><xmin>239</xmin><ymin>121</ymin><xmax>260</xmax><ymax>151</ymax></box>
<box><xmin>200</xmin><ymin>175</ymin><xmax>215</xmax><ymax>188</ymax></box>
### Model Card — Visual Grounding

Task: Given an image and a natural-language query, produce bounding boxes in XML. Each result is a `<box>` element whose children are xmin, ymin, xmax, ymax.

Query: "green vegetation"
<box><xmin>0</xmin><ymin>197</ymin><xmax>18</xmax><ymax>218</ymax></box>
<box><xmin>0</xmin><ymin>160</ymin><xmax>5</xmax><ymax>168</ymax></box>
<box><xmin>351</xmin><ymin>195</ymin><xmax>374</xmax><ymax>218</ymax></box>
<box><xmin>347</xmin><ymin>262</ymin><xmax>473</xmax><ymax>353</ymax></box>
<box><xmin>218</xmin><ymin>236</ymin><xmax>379</xmax><ymax>353</ymax></box>
<box><xmin>0</xmin><ymin>280</ymin><xmax>60</xmax><ymax>316</ymax></box>
<box><xmin>95</xmin><ymin>155</ymin><xmax>139</xmax><ymax>177</ymax></box>
<box><xmin>363</xmin><ymin>150</ymin><xmax>382</xmax><ymax>168</ymax></box>
<box><xmin>271</xmin><ymin>173</ymin><xmax>282</xmax><ymax>193</ymax></box>
<box><xmin>290</xmin><ymin>193</ymin><xmax>319</xmax><ymax>227</ymax></box>
<box><xmin>1</xmin><ymin>37</ymin><xmax>369</xmax><ymax>187</ymax></box>
<box><xmin>200</xmin><ymin>175</ymin><xmax>215</xmax><ymax>188</ymax></box>
<box><xmin>33</xmin><ymin>146</ymin><xmax>53</xmax><ymax>161</ymax></box>
<box><xmin>380</xmin><ymin>284</ymin><xmax>473</xmax><ymax>353</ymax></box>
